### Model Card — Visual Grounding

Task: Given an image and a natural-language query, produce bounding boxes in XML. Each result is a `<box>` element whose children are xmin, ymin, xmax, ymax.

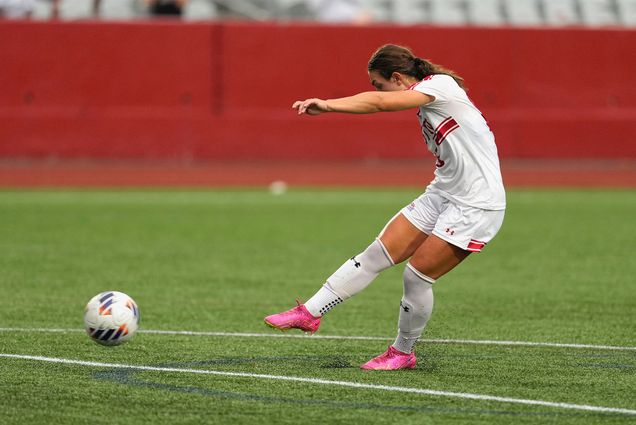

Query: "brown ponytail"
<box><xmin>368</xmin><ymin>44</ymin><xmax>466</xmax><ymax>90</ymax></box>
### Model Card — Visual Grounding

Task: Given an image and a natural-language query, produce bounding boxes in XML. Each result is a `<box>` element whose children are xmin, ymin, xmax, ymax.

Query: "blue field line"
<box><xmin>1</xmin><ymin>353</ymin><xmax>635</xmax><ymax>416</ymax></box>
<box><xmin>1</xmin><ymin>327</ymin><xmax>635</xmax><ymax>351</ymax></box>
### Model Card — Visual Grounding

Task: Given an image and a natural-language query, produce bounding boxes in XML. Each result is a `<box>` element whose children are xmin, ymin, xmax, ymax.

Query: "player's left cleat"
<box><xmin>360</xmin><ymin>346</ymin><xmax>416</xmax><ymax>370</ymax></box>
<box><xmin>264</xmin><ymin>301</ymin><xmax>321</xmax><ymax>334</ymax></box>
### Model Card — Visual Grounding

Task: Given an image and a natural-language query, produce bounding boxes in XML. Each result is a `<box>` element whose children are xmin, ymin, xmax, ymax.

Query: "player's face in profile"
<box><xmin>368</xmin><ymin>70</ymin><xmax>406</xmax><ymax>92</ymax></box>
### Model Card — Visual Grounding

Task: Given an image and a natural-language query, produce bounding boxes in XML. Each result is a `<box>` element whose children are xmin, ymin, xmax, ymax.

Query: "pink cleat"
<box><xmin>360</xmin><ymin>346</ymin><xmax>416</xmax><ymax>370</ymax></box>
<box><xmin>264</xmin><ymin>301</ymin><xmax>321</xmax><ymax>334</ymax></box>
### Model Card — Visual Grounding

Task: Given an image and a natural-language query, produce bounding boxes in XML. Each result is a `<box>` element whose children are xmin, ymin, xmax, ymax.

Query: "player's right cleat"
<box><xmin>264</xmin><ymin>301</ymin><xmax>321</xmax><ymax>334</ymax></box>
<box><xmin>360</xmin><ymin>346</ymin><xmax>417</xmax><ymax>370</ymax></box>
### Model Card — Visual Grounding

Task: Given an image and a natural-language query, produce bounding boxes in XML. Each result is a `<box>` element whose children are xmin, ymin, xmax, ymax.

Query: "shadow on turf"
<box><xmin>92</xmin><ymin>356</ymin><xmax>613</xmax><ymax>418</ymax></box>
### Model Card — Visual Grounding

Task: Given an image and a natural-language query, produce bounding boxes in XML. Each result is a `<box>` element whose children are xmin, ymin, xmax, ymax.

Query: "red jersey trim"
<box><xmin>434</xmin><ymin>117</ymin><xmax>459</xmax><ymax>146</ymax></box>
<box><xmin>467</xmin><ymin>239</ymin><xmax>487</xmax><ymax>252</ymax></box>
<box><xmin>408</xmin><ymin>75</ymin><xmax>434</xmax><ymax>91</ymax></box>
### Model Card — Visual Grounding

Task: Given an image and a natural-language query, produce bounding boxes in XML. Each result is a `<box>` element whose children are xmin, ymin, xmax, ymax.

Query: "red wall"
<box><xmin>1</xmin><ymin>20</ymin><xmax>635</xmax><ymax>159</ymax></box>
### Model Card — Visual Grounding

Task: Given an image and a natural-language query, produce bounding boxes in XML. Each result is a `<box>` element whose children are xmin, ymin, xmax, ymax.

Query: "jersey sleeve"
<box><xmin>411</xmin><ymin>75</ymin><xmax>455</xmax><ymax>105</ymax></box>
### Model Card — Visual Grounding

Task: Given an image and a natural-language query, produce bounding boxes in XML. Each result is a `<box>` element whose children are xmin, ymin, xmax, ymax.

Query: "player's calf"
<box><xmin>303</xmin><ymin>238</ymin><xmax>395</xmax><ymax>317</ymax></box>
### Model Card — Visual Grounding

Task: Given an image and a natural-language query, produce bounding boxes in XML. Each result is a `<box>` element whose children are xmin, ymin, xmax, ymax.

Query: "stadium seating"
<box><xmin>616</xmin><ymin>0</ymin><xmax>636</xmax><ymax>25</ymax></box>
<box><xmin>99</xmin><ymin>0</ymin><xmax>138</xmax><ymax>20</ymax></box>
<box><xmin>579</xmin><ymin>0</ymin><xmax>617</xmax><ymax>26</ymax></box>
<box><xmin>466</xmin><ymin>0</ymin><xmax>505</xmax><ymax>26</ymax></box>
<box><xmin>32</xmin><ymin>0</ymin><xmax>53</xmax><ymax>19</ymax></box>
<box><xmin>428</xmin><ymin>0</ymin><xmax>467</xmax><ymax>26</ymax></box>
<box><xmin>357</xmin><ymin>0</ymin><xmax>386</xmax><ymax>21</ymax></box>
<box><xmin>184</xmin><ymin>0</ymin><xmax>218</xmax><ymax>20</ymax></box>
<box><xmin>543</xmin><ymin>0</ymin><xmax>580</xmax><ymax>26</ymax></box>
<box><xmin>505</xmin><ymin>0</ymin><xmax>544</xmax><ymax>26</ymax></box>
<box><xmin>58</xmin><ymin>0</ymin><xmax>93</xmax><ymax>19</ymax></box>
<box><xmin>17</xmin><ymin>0</ymin><xmax>636</xmax><ymax>27</ymax></box>
<box><xmin>391</xmin><ymin>0</ymin><xmax>427</xmax><ymax>24</ymax></box>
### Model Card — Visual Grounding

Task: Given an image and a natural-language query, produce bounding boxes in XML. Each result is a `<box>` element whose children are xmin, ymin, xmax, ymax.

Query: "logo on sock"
<box><xmin>400</xmin><ymin>300</ymin><xmax>410</xmax><ymax>312</ymax></box>
<box><xmin>351</xmin><ymin>256</ymin><xmax>361</xmax><ymax>268</ymax></box>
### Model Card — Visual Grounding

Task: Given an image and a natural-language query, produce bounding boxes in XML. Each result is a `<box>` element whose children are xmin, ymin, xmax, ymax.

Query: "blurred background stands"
<box><xmin>1</xmin><ymin>0</ymin><xmax>635</xmax><ymax>27</ymax></box>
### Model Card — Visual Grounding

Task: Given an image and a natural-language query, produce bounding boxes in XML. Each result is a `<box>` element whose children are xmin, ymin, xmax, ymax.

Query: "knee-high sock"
<box><xmin>392</xmin><ymin>263</ymin><xmax>435</xmax><ymax>354</ymax></box>
<box><xmin>304</xmin><ymin>238</ymin><xmax>394</xmax><ymax>317</ymax></box>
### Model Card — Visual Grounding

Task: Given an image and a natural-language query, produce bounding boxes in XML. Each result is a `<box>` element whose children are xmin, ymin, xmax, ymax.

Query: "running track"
<box><xmin>1</xmin><ymin>159</ymin><xmax>635</xmax><ymax>188</ymax></box>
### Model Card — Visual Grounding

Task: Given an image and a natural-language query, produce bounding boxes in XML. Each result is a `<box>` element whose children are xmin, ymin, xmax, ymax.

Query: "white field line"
<box><xmin>1</xmin><ymin>353</ymin><xmax>635</xmax><ymax>416</ymax></box>
<box><xmin>1</xmin><ymin>327</ymin><xmax>636</xmax><ymax>351</ymax></box>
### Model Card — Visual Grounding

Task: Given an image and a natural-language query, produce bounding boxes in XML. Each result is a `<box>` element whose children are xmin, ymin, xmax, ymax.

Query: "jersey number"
<box><xmin>421</xmin><ymin>116</ymin><xmax>459</xmax><ymax>168</ymax></box>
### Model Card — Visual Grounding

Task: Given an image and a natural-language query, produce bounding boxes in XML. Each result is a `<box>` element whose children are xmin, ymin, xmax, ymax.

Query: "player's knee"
<box><xmin>402</xmin><ymin>263</ymin><xmax>435</xmax><ymax>307</ymax></box>
<box><xmin>357</xmin><ymin>238</ymin><xmax>395</xmax><ymax>274</ymax></box>
<box><xmin>404</xmin><ymin>263</ymin><xmax>436</xmax><ymax>286</ymax></box>
<box><xmin>324</xmin><ymin>239</ymin><xmax>394</xmax><ymax>300</ymax></box>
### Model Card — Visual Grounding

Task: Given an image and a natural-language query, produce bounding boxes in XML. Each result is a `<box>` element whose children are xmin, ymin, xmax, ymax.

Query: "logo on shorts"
<box><xmin>407</xmin><ymin>202</ymin><xmax>416</xmax><ymax>211</ymax></box>
<box><xmin>445</xmin><ymin>228</ymin><xmax>455</xmax><ymax>236</ymax></box>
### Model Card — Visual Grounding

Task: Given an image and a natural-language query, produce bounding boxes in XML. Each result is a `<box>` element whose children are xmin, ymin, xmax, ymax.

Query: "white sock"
<box><xmin>303</xmin><ymin>283</ymin><xmax>343</xmax><ymax>317</ymax></box>
<box><xmin>392</xmin><ymin>263</ymin><xmax>435</xmax><ymax>354</ymax></box>
<box><xmin>304</xmin><ymin>238</ymin><xmax>394</xmax><ymax>317</ymax></box>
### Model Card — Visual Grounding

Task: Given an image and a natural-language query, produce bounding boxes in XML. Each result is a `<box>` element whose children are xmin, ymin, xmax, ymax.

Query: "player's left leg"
<box><xmin>362</xmin><ymin>201</ymin><xmax>504</xmax><ymax>370</ymax></box>
<box><xmin>361</xmin><ymin>235</ymin><xmax>469</xmax><ymax>370</ymax></box>
<box><xmin>392</xmin><ymin>235</ymin><xmax>470</xmax><ymax>351</ymax></box>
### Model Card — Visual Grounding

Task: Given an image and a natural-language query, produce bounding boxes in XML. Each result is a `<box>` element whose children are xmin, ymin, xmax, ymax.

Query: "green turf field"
<box><xmin>1</xmin><ymin>189</ymin><xmax>634</xmax><ymax>424</ymax></box>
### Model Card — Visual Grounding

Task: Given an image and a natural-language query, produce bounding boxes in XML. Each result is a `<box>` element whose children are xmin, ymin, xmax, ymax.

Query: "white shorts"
<box><xmin>399</xmin><ymin>191</ymin><xmax>505</xmax><ymax>252</ymax></box>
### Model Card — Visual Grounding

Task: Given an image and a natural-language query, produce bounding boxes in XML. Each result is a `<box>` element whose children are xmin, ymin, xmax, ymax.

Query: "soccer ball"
<box><xmin>84</xmin><ymin>291</ymin><xmax>140</xmax><ymax>346</ymax></box>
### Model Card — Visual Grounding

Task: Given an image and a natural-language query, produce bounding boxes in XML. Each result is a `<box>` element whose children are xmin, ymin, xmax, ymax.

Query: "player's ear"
<box><xmin>391</xmin><ymin>72</ymin><xmax>403</xmax><ymax>85</ymax></box>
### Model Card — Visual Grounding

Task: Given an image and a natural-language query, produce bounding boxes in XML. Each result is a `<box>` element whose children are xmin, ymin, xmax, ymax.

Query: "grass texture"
<box><xmin>0</xmin><ymin>189</ymin><xmax>634</xmax><ymax>424</ymax></box>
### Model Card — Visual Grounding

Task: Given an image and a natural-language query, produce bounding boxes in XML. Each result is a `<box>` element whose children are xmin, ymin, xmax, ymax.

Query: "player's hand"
<box><xmin>292</xmin><ymin>98</ymin><xmax>329</xmax><ymax>116</ymax></box>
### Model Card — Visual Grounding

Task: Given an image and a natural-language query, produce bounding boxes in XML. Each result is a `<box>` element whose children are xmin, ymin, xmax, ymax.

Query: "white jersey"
<box><xmin>410</xmin><ymin>75</ymin><xmax>506</xmax><ymax>211</ymax></box>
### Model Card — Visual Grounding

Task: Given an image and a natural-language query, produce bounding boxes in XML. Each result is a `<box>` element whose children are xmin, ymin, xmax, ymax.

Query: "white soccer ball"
<box><xmin>84</xmin><ymin>291</ymin><xmax>140</xmax><ymax>346</ymax></box>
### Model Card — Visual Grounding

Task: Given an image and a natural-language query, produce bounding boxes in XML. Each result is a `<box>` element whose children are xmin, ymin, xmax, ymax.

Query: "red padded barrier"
<box><xmin>0</xmin><ymin>20</ymin><xmax>635</xmax><ymax>159</ymax></box>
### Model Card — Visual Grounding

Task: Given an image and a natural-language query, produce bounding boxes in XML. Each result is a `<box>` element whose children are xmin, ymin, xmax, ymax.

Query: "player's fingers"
<box><xmin>292</xmin><ymin>100</ymin><xmax>305</xmax><ymax>115</ymax></box>
<box><xmin>301</xmin><ymin>100</ymin><xmax>314</xmax><ymax>114</ymax></box>
<box><xmin>293</xmin><ymin>99</ymin><xmax>317</xmax><ymax>115</ymax></box>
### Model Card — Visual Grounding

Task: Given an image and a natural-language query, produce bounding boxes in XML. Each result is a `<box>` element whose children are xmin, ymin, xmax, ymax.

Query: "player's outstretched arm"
<box><xmin>292</xmin><ymin>90</ymin><xmax>433</xmax><ymax>116</ymax></box>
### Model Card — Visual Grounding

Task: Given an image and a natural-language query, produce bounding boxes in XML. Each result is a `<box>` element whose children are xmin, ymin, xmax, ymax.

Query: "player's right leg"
<box><xmin>263</xmin><ymin>214</ymin><xmax>426</xmax><ymax>333</ymax></box>
<box><xmin>263</xmin><ymin>237</ymin><xmax>396</xmax><ymax>333</ymax></box>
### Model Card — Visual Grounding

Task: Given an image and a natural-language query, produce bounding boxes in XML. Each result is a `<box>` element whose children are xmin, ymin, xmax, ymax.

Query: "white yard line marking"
<box><xmin>1</xmin><ymin>353</ymin><xmax>634</xmax><ymax>416</ymax></box>
<box><xmin>1</xmin><ymin>327</ymin><xmax>635</xmax><ymax>351</ymax></box>
<box><xmin>423</xmin><ymin>338</ymin><xmax>636</xmax><ymax>352</ymax></box>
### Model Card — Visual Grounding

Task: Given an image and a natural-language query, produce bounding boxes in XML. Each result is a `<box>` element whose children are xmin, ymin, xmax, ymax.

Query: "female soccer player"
<box><xmin>264</xmin><ymin>44</ymin><xmax>506</xmax><ymax>370</ymax></box>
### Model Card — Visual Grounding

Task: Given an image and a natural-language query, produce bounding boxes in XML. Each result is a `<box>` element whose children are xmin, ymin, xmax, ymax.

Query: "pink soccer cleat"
<box><xmin>264</xmin><ymin>301</ymin><xmax>321</xmax><ymax>334</ymax></box>
<box><xmin>360</xmin><ymin>346</ymin><xmax>417</xmax><ymax>370</ymax></box>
